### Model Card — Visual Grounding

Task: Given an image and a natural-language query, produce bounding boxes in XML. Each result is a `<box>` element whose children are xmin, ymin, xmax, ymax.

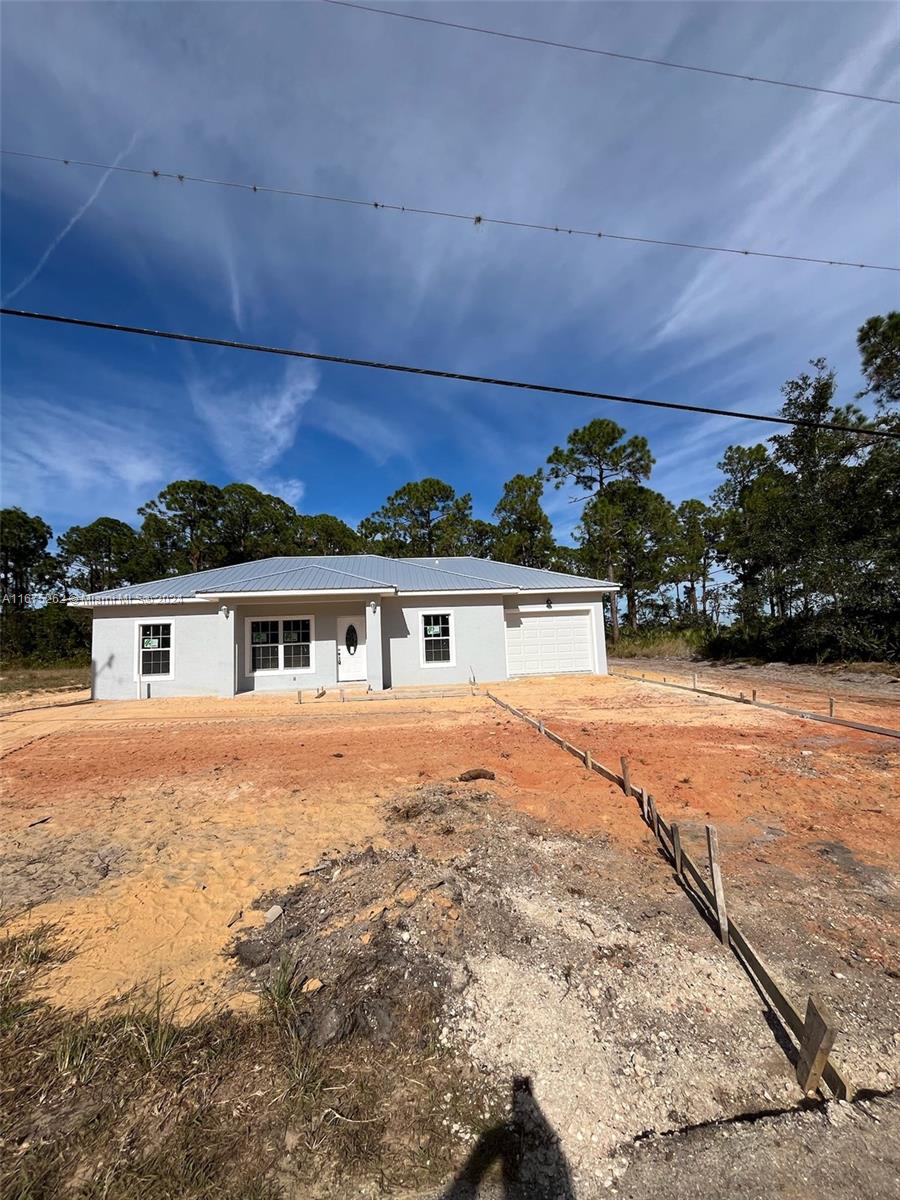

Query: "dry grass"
<box><xmin>610</xmin><ymin>632</ymin><xmax>701</xmax><ymax>660</ymax></box>
<box><xmin>0</xmin><ymin>665</ymin><xmax>90</xmax><ymax>696</ymax></box>
<box><xmin>0</xmin><ymin>925</ymin><xmax>498</xmax><ymax>1199</ymax></box>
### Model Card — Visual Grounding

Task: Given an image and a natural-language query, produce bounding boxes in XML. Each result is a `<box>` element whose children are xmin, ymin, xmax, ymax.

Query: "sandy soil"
<box><xmin>2</xmin><ymin>677</ymin><xmax>898</xmax><ymax>1159</ymax></box>
<box><xmin>609</xmin><ymin>656</ymin><xmax>900</xmax><ymax>726</ymax></box>
<box><xmin>489</xmin><ymin>676</ymin><xmax>900</xmax><ymax>1090</ymax></box>
<box><xmin>2</xmin><ymin>690</ymin><xmax>635</xmax><ymax>1014</ymax></box>
<box><xmin>2</xmin><ymin>680</ymin><xmax>896</xmax><ymax>1005</ymax></box>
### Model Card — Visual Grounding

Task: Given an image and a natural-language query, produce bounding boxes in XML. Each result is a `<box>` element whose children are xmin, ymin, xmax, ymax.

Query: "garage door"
<box><xmin>505</xmin><ymin>611</ymin><xmax>593</xmax><ymax>676</ymax></box>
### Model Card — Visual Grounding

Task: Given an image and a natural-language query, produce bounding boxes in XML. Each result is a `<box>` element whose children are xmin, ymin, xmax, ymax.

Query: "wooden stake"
<box><xmin>538</xmin><ymin>720</ymin><xmax>545</xmax><ymax>736</ymax></box>
<box><xmin>796</xmin><ymin>995</ymin><xmax>838</xmax><ymax>1094</ymax></box>
<box><xmin>620</xmin><ymin>756</ymin><xmax>632</xmax><ymax>797</ymax></box>
<box><xmin>584</xmin><ymin>748</ymin><xmax>592</xmax><ymax>772</ymax></box>
<box><xmin>647</xmin><ymin>792</ymin><xmax>659</xmax><ymax>837</ymax></box>
<box><xmin>706</xmin><ymin>824</ymin><xmax>729</xmax><ymax>944</ymax></box>
<box><xmin>752</xmin><ymin>688</ymin><xmax>757</xmax><ymax>702</ymax></box>
<box><xmin>297</xmin><ymin>690</ymin><xmax>302</xmax><ymax>705</ymax></box>
<box><xmin>692</xmin><ymin>672</ymin><xmax>697</xmax><ymax>690</ymax></box>
<box><xmin>739</xmin><ymin>691</ymin><xmax>745</xmax><ymax>702</ymax></box>
<box><xmin>638</xmin><ymin>786</ymin><xmax>648</xmax><ymax>821</ymax></box>
<box><xmin>829</xmin><ymin>696</ymin><xmax>835</xmax><ymax>718</ymax></box>
<box><xmin>672</xmin><ymin>822</ymin><xmax>683</xmax><ymax>877</ymax></box>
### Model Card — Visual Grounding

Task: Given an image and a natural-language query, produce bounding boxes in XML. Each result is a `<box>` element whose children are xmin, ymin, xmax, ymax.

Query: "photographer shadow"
<box><xmin>441</xmin><ymin>1076</ymin><xmax>576</xmax><ymax>1200</ymax></box>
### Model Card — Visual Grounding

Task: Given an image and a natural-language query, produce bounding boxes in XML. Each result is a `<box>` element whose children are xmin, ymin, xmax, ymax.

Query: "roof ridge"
<box><xmin>400</xmin><ymin>554</ymin><xmax>614</xmax><ymax>588</ymax></box>
<box><xmin>380</xmin><ymin>553</ymin><xmax>512</xmax><ymax>588</ymax></box>
<box><xmin>81</xmin><ymin>556</ymin><xmax>287</xmax><ymax>598</ymax></box>
<box><xmin>195</xmin><ymin>562</ymin><xmax>391</xmax><ymax>592</ymax></box>
<box><xmin>469</xmin><ymin>556</ymin><xmax>614</xmax><ymax>587</ymax></box>
<box><xmin>284</xmin><ymin>557</ymin><xmax>392</xmax><ymax>587</ymax></box>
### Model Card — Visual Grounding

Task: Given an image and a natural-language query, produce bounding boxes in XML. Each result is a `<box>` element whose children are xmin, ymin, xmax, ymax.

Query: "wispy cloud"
<box><xmin>305</xmin><ymin>395</ymin><xmax>416</xmax><ymax>465</ymax></box>
<box><xmin>3</xmin><ymin>129</ymin><xmax>140</xmax><ymax>302</ymax></box>
<box><xmin>246</xmin><ymin>475</ymin><xmax>305</xmax><ymax>507</ymax></box>
<box><xmin>190</xmin><ymin>362</ymin><xmax>318</xmax><ymax>477</ymax></box>
<box><xmin>1</xmin><ymin>0</ymin><xmax>896</xmax><ymax>530</ymax></box>
<box><xmin>1</xmin><ymin>392</ymin><xmax>190</xmax><ymax>524</ymax></box>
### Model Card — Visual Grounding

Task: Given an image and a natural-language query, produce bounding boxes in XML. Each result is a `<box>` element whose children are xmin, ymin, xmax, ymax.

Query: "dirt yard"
<box><xmin>2</xmin><ymin>674</ymin><xmax>898</xmax><ymax>1197</ymax></box>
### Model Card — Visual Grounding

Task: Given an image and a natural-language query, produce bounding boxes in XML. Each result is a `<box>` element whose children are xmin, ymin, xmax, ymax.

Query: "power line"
<box><xmin>4</xmin><ymin>150</ymin><xmax>897</xmax><ymax>274</ymax></box>
<box><xmin>320</xmin><ymin>0</ymin><xmax>900</xmax><ymax>107</ymax></box>
<box><xmin>3</xmin><ymin>307</ymin><xmax>896</xmax><ymax>440</ymax></box>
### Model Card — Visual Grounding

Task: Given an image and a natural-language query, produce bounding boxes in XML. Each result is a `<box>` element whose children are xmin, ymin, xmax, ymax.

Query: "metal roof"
<box><xmin>404</xmin><ymin>556</ymin><xmax>616</xmax><ymax>591</ymax></box>
<box><xmin>74</xmin><ymin>553</ymin><xmax>617</xmax><ymax>604</ymax></box>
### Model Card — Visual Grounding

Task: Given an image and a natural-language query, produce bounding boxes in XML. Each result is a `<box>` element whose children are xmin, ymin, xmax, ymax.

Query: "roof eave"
<box><xmin>517</xmin><ymin>585</ymin><xmax>620</xmax><ymax>593</ymax></box>
<box><xmin>67</xmin><ymin>596</ymin><xmax>211</xmax><ymax>607</ymax></box>
<box><xmin>196</xmin><ymin>587</ymin><xmax>396</xmax><ymax>599</ymax></box>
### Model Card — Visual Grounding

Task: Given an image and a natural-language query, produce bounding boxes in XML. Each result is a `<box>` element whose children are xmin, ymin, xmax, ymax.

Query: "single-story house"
<box><xmin>71</xmin><ymin>555</ymin><xmax>618</xmax><ymax>700</ymax></box>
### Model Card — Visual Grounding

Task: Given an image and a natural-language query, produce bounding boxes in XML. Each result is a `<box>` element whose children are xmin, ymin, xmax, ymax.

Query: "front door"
<box><xmin>336</xmin><ymin>614</ymin><xmax>367</xmax><ymax>683</ymax></box>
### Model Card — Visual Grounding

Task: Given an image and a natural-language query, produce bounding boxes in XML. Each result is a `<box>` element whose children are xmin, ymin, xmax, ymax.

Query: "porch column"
<box><xmin>366</xmin><ymin>599</ymin><xmax>384</xmax><ymax>691</ymax></box>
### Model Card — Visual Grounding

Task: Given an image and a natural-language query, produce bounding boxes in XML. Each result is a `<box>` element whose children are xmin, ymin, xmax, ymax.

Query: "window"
<box><xmin>251</xmin><ymin>620</ymin><xmax>279</xmax><ymax>672</ymax></box>
<box><xmin>283</xmin><ymin>619</ymin><xmax>311</xmax><ymax>669</ymax></box>
<box><xmin>422</xmin><ymin>612</ymin><xmax>452</xmax><ymax>665</ymax></box>
<box><xmin>139</xmin><ymin>623</ymin><xmax>171</xmax><ymax>676</ymax></box>
<box><xmin>248</xmin><ymin>617</ymin><xmax>314</xmax><ymax>673</ymax></box>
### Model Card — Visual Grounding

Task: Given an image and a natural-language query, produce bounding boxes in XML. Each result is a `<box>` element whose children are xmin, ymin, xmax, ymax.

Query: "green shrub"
<box><xmin>700</xmin><ymin>609</ymin><xmax>899</xmax><ymax>664</ymax></box>
<box><xmin>0</xmin><ymin>604</ymin><xmax>91</xmax><ymax>667</ymax></box>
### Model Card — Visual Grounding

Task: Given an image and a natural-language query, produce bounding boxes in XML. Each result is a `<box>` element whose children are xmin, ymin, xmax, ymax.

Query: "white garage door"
<box><xmin>505</xmin><ymin>611</ymin><xmax>593</xmax><ymax>676</ymax></box>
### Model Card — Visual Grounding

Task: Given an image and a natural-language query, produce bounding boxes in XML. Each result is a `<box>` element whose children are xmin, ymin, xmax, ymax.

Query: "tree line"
<box><xmin>2</xmin><ymin>312</ymin><xmax>897</xmax><ymax>666</ymax></box>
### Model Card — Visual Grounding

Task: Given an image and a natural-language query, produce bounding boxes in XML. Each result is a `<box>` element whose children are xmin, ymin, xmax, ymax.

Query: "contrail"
<box><xmin>4</xmin><ymin>130</ymin><xmax>140</xmax><ymax>302</ymax></box>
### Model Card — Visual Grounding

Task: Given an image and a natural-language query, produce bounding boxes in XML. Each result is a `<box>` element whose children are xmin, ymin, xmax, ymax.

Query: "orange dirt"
<box><xmin>492</xmin><ymin>676</ymin><xmax>898</xmax><ymax>869</ymax></box>
<box><xmin>2</xmin><ymin>677</ymin><xmax>897</xmax><ymax>1013</ymax></box>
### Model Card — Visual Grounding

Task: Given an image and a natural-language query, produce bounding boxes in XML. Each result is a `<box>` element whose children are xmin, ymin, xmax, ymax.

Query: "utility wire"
<box><xmin>320</xmin><ymin>0</ymin><xmax>900</xmax><ymax>107</ymax></box>
<box><xmin>3</xmin><ymin>150</ymin><xmax>897</xmax><ymax>274</ymax></box>
<box><xmin>3</xmin><ymin>307</ymin><xmax>896</xmax><ymax>440</ymax></box>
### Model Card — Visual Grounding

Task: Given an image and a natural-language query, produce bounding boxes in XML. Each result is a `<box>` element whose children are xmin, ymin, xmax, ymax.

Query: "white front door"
<box><xmin>336</xmin><ymin>614</ymin><xmax>367</xmax><ymax>682</ymax></box>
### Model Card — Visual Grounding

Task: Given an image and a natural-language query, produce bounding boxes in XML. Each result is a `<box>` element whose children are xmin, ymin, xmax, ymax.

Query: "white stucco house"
<box><xmin>71</xmin><ymin>555</ymin><xmax>618</xmax><ymax>700</ymax></box>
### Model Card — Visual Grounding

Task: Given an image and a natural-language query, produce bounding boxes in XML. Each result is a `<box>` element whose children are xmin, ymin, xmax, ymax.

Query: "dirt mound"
<box><xmin>227</xmin><ymin>783</ymin><xmax>516</xmax><ymax>1051</ymax></box>
<box><xmin>226</xmin><ymin>779</ymin><xmax>826</xmax><ymax>1194</ymax></box>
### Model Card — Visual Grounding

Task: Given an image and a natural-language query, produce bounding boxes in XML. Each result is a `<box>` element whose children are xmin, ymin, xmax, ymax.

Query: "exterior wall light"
<box><xmin>219</xmin><ymin>604</ymin><xmax>230</xmax><ymax>618</ymax></box>
<box><xmin>546</xmin><ymin>598</ymin><xmax>553</xmax><ymax>609</ymax></box>
<box><xmin>370</xmin><ymin>600</ymin><xmax>378</xmax><ymax>613</ymax></box>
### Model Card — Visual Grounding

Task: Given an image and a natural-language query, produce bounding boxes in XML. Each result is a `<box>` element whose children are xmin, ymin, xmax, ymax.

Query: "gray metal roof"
<box><xmin>405</xmin><ymin>556</ymin><xmax>616</xmax><ymax>591</ymax></box>
<box><xmin>74</xmin><ymin>553</ymin><xmax>616</xmax><ymax>604</ymax></box>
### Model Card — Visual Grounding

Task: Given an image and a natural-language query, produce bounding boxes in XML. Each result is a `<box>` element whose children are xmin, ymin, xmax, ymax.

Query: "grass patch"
<box><xmin>1</xmin><ymin>923</ymin><xmax>502</xmax><ymax>1198</ymax></box>
<box><xmin>610</xmin><ymin>629</ymin><xmax>705</xmax><ymax>660</ymax></box>
<box><xmin>0</xmin><ymin>665</ymin><xmax>91</xmax><ymax>696</ymax></box>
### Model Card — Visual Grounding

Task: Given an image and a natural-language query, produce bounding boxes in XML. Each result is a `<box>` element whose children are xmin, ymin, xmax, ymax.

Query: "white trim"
<box><xmin>72</xmin><ymin>585</ymin><xmax>617</xmax><ymax>609</ymax></box>
<box><xmin>244</xmin><ymin>614</ymin><xmax>316</xmax><ymax>676</ymax></box>
<box><xmin>511</xmin><ymin>599</ymin><xmax>601</xmax><ymax>614</ymax></box>
<box><xmin>396</xmin><ymin>589</ymin><xmax>507</xmax><ymax>597</ymax></box>
<box><xmin>134</xmin><ymin>618</ymin><xmax>175</xmax><ymax>682</ymax></box>
<box><xmin>515</xmin><ymin>586</ymin><xmax>619</xmax><ymax>594</ymax></box>
<box><xmin>417</xmin><ymin>607</ymin><xmax>456</xmax><ymax>669</ymax></box>
<box><xmin>71</xmin><ymin>597</ymin><xmax>209</xmax><ymax>608</ymax></box>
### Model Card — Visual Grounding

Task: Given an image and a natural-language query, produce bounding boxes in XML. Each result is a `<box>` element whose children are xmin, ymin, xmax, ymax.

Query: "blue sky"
<box><xmin>2</xmin><ymin>0</ymin><xmax>898</xmax><ymax>545</ymax></box>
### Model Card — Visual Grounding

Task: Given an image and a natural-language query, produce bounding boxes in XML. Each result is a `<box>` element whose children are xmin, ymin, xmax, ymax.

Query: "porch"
<box><xmin>231</xmin><ymin>597</ymin><xmax>384</xmax><ymax>695</ymax></box>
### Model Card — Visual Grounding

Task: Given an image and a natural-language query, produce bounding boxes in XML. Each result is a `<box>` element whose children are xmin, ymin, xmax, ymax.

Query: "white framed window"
<box><xmin>420</xmin><ymin>611</ymin><xmax>454</xmax><ymax>667</ymax></box>
<box><xmin>245</xmin><ymin>616</ymin><xmax>314</xmax><ymax>674</ymax></box>
<box><xmin>136</xmin><ymin>622</ymin><xmax>173</xmax><ymax>679</ymax></box>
